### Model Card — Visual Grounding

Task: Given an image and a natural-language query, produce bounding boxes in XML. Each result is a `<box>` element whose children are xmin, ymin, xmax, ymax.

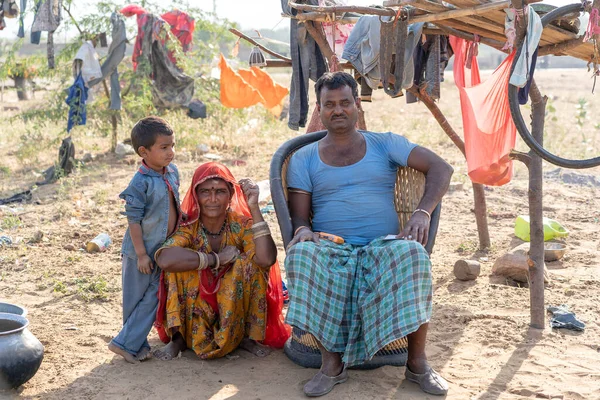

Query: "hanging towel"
<box><xmin>219</xmin><ymin>54</ymin><xmax>265</xmax><ymax>108</ymax></box>
<box><xmin>509</xmin><ymin>6</ymin><xmax>542</xmax><ymax>88</ymax></box>
<box><xmin>451</xmin><ymin>36</ymin><xmax>517</xmax><ymax>186</ymax></box>
<box><xmin>74</xmin><ymin>41</ymin><xmax>103</xmax><ymax>85</ymax></box>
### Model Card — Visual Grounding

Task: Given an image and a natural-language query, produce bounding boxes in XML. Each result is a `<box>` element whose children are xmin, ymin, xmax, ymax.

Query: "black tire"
<box><xmin>508</xmin><ymin>3</ymin><xmax>600</xmax><ymax>169</ymax></box>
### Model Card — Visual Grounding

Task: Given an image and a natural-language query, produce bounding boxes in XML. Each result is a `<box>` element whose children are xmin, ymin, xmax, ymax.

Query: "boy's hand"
<box><xmin>137</xmin><ymin>254</ymin><xmax>153</xmax><ymax>274</ymax></box>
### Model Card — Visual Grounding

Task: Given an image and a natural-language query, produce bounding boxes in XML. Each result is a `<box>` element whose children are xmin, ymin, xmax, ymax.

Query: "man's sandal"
<box><xmin>405</xmin><ymin>366</ymin><xmax>449</xmax><ymax>395</ymax></box>
<box><xmin>303</xmin><ymin>367</ymin><xmax>348</xmax><ymax>397</ymax></box>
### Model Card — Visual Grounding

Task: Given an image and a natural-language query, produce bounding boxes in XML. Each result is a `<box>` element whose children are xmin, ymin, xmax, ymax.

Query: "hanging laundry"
<box><xmin>319</xmin><ymin>0</ymin><xmax>354</xmax><ymax>59</ymax></box>
<box><xmin>138</xmin><ymin>14</ymin><xmax>195</xmax><ymax>108</ymax></box>
<box><xmin>29</xmin><ymin>0</ymin><xmax>41</xmax><ymax>44</ymax></box>
<box><xmin>88</xmin><ymin>12</ymin><xmax>127</xmax><ymax>110</ymax></box>
<box><xmin>65</xmin><ymin>73</ymin><xmax>88</xmax><ymax>133</ymax></box>
<box><xmin>451</xmin><ymin>36</ymin><xmax>516</xmax><ymax>187</ymax></box>
<box><xmin>0</xmin><ymin>0</ymin><xmax>19</xmax><ymax>31</ymax></box>
<box><xmin>509</xmin><ymin>6</ymin><xmax>542</xmax><ymax>88</ymax></box>
<box><xmin>161</xmin><ymin>9</ymin><xmax>195</xmax><ymax>52</ymax></box>
<box><xmin>74</xmin><ymin>41</ymin><xmax>102</xmax><ymax>85</ymax></box>
<box><xmin>342</xmin><ymin>16</ymin><xmax>423</xmax><ymax>94</ymax></box>
<box><xmin>219</xmin><ymin>54</ymin><xmax>266</xmax><ymax>108</ymax></box>
<box><xmin>17</xmin><ymin>0</ymin><xmax>26</xmax><ymax>37</ymax></box>
<box><xmin>281</xmin><ymin>0</ymin><xmax>327</xmax><ymax>130</ymax></box>
<box><xmin>31</xmin><ymin>0</ymin><xmax>61</xmax><ymax>32</ymax></box>
<box><xmin>237</xmin><ymin>66</ymin><xmax>289</xmax><ymax>110</ymax></box>
<box><xmin>121</xmin><ymin>5</ymin><xmax>193</xmax><ymax>71</ymax></box>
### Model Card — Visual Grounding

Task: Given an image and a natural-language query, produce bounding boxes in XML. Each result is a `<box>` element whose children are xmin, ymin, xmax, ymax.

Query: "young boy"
<box><xmin>108</xmin><ymin>116</ymin><xmax>181</xmax><ymax>363</ymax></box>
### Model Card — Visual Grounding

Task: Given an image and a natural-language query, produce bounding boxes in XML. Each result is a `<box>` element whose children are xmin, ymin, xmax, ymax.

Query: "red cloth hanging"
<box><xmin>450</xmin><ymin>36</ymin><xmax>517</xmax><ymax>186</ymax></box>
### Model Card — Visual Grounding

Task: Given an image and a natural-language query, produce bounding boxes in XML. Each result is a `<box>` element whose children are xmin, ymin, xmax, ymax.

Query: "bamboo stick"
<box><xmin>292</xmin><ymin>12</ymin><xmax>360</xmax><ymax>24</ymax></box>
<box><xmin>229</xmin><ymin>28</ymin><xmax>292</xmax><ymax>63</ymax></box>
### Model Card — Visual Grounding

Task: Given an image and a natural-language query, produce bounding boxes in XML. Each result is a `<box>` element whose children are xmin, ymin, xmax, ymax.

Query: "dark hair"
<box><xmin>131</xmin><ymin>116</ymin><xmax>174</xmax><ymax>156</ymax></box>
<box><xmin>315</xmin><ymin>71</ymin><xmax>358</xmax><ymax>105</ymax></box>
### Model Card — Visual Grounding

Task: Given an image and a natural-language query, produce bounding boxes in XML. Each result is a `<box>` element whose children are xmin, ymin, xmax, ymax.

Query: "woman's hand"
<box><xmin>217</xmin><ymin>245</ymin><xmax>240</xmax><ymax>267</ymax></box>
<box><xmin>239</xmin><ymin>178</ymin><xmax>260</xmax><ymax>209</ymax></box>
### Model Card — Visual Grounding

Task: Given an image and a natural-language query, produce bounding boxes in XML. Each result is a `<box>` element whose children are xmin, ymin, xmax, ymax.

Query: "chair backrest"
<box><xmin>270</xmin><ymin>130</ymin><xmax>441</xmax><ymax>254</ymax></box>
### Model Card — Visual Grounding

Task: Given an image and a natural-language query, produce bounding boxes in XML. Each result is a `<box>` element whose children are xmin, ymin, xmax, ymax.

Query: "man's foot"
<box><xmin>239</xmin><ymin>338</ymin><xmax>271</xmax><ymax>357</ymax></box>
<box><xmin>153</xmin><ymin>340</ymin><xmax>184</xmax><ymax>361</ymax></box>
<box><xmin>303</xmin><ymin>367</ymin><xmax>348</xmax><ymax>397</ymax></box>
<box><xmin>136</xmin><ymin>347</ymin><xmax>151</xmax><ymax>361</ymax></box>
<box><xmin>108</xmin><ymin>342</ymin><xmax>139</xmax><ymax>364</ymax></box>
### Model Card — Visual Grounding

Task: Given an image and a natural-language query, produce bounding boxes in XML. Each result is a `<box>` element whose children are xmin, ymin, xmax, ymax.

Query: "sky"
<box><xmin>0</xmin><ymin>0</ymin><xmax>575</xmax><ymax>40</ymax></box>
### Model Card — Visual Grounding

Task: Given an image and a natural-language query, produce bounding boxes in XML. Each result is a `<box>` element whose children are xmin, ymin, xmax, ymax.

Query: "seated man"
<box><xmin>285</xmin><ymin>71</ymin><xmax>453</xmax><ymax>397</ymax></box>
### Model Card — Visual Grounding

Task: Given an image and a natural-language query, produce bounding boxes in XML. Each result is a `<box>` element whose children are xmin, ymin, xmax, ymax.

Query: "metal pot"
<box><xmin>0</xmin><ymin>313</ymin><xmax>44</xmax><ymax>390</ymax></box>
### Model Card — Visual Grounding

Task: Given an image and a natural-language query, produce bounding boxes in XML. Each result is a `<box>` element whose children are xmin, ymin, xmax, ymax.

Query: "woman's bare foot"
<box><xmin>108</xmin><ymin>342</ymin><xmax>139</xmax><ymax>364</ymax></box>
<box><xmin>239</xmin><ymin>338</ymin><xmax>271</xmax><ymax>357</ymax></box>
<box><xmin>136</xmin><ymin>347</ymin><xmax>151</xmax><ymax>361</ymax></box>
<box><xmin>153</xmin><ymin>333</ymin><xmax>186</xmax><ymax>361</ymax></box>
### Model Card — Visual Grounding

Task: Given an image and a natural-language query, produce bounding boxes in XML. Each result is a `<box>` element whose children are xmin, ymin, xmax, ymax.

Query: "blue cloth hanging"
<box><xmin>65</xmin><ymin>73</ymin><xmax>88</xmax><ymax>132</ymax></box>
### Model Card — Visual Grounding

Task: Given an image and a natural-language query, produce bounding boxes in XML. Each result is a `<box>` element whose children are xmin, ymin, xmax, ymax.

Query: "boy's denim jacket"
<box><xmin>119</xmin><ymin>162</ymin><xmax>181</xmax><ymax>261</ymax></box>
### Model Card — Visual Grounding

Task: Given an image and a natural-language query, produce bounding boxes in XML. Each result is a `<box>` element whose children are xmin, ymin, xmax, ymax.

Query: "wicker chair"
<box><xmin>269</xmin><ymin>130</ymin><xmax>441</xmax><ymax>369</ymax></box>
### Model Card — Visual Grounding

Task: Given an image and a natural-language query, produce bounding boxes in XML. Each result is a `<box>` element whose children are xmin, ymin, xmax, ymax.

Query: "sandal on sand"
<box><xmin>405</xmin><ymin>366</ymin><xmax>449</xmax><ymax>396</ymax></box>
<box><xmin>303</xmin><ymin>367</ymin><xmax>348</xmax><ymax>397</ymax></box>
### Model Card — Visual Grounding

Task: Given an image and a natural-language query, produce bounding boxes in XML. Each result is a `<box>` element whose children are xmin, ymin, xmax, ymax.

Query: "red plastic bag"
<box><xmin>450</xmin><ymin>36</ymin><xmax>517</xmax><ymax>186</ymax></box>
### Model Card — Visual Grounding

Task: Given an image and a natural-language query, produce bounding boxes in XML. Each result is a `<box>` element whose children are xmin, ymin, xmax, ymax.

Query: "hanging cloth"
<box><xmin>219</xmin><ymin>54</ymin><xmax>266</xmax><ymax>108</ymax></box>
<box><xmin>450</xmin><ymin>36</ymin><xmax>516</xmax><ymax>186</ymax></box>
<box><xmin>237</xmin><ymin>66</ymin><xmax>289</xmax><ymax>112</ymax></box>
<box><xmin>65</xmin><ymin>73</ymin><xmax>88</xmax><ymax>133</ymax></box>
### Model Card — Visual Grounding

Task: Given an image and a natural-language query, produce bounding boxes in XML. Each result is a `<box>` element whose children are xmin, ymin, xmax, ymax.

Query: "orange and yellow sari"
<box><xmin>159</xmin><ymin>211</ymin><xmax>269</xmax><ymax>359</ymax></box>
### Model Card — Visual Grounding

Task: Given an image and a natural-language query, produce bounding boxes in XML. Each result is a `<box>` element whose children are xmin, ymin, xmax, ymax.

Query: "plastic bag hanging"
<box><xmin>249</xmin><ymin>46</ymin><xmax>267</xmax><ymax>67</ymax></box>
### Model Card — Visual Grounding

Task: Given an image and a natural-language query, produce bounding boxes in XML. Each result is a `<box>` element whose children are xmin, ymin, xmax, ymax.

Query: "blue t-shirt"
<box><xmin>287</xmin><ymin>131</ymin><xmax>417</xmax><ymax>246</ymax></box>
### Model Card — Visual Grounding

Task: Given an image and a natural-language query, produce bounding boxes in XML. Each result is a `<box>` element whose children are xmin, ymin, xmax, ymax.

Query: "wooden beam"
<box><xmin>289</xmin><ymin>1</ymin><xmax>397</xmax><ymax>16</ymax></box>
<box><xmin>538</xmin><ymin>37</ymin><xmax>585</xmax><ymax>56</ymax></box>
<box><xmin>229</xmin><ymin>28</ymin><xmax>292</xmax><ymax>63</ymax></box>
<box><xmin>410</xmin><ymin>0</ymin><xmax>510</xmax><ymax>23</ymax></box>
<box><xmin>291</xmin><ymin>12</ymin><xmax>360</xmax><ymax>24</ymax></box>
<box><xmin>436</xmin><ymin>25</ymin><xmax>507</xmax><ymax>52</ymax></box>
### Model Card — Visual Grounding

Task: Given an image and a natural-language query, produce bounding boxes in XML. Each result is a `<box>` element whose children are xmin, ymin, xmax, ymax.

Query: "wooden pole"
<box><xmin>538</xmin><ymin>38</ymin><xmax>585</xmax><ymax>56</ymax></box>
<box><xmin>229</xmin><ymin>28</ymin><xmax>292</xmax><ymax>62</ymax></box>
<box><xmin>527</xmin><ymin>80</ymin><xmax>546</xmax><ymax>329</ymax></box>
<box><xmin>407</xmin><ymin>86</ymin><xmax>491</xmax><ymax>249</ymax></box>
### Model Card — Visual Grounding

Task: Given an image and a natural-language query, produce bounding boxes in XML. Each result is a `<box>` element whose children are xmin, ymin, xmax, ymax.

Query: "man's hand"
<box><xmin>239</xmin><ymin>178</ymin><xmax>260</xmax><ymax>209</ymax></box>
<box><xmin>397</xmin><ymin>212</ymin><xmax>430</xmax><ymax>246</ymax></box>
<box><xmin>217</xmin><ymin>245</ymin><xmax>240</xmax><ymax>268</ymax></box>
<box><xmin>287</xmin><ymin>227</ymin><xmax>320</xmax><ymax>250</ymax></box>
<box><xmin>137</xmin><ymin>254</ymin><xmax>153</xmax><ymax>274</ymax></box>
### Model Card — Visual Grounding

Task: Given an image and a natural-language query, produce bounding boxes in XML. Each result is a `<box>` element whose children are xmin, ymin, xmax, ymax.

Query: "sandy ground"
<box><xmin>1</xmin><ymin>68</ymin><xmax>599</xmax><ymax>400</ymax></box>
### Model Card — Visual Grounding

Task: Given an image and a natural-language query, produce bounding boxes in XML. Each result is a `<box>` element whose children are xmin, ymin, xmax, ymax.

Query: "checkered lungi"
<box><xmin>285</xmin><ymin>238</ymin><xmax>432</xmax><ymax>367</ymax></box>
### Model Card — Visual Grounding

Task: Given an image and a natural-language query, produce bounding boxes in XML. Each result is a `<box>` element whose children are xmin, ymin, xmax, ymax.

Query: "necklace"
<box><xmin>202</xmin><ymin>220</ymin><xmax>227</xmax><ymax>238</ymax></box>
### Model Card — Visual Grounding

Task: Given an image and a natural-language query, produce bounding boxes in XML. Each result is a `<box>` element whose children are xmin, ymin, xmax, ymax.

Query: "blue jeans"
<box><xmin>110</xmin><ymin>255</ymin><xmax>160</xmax><ymax>356</ymax></box>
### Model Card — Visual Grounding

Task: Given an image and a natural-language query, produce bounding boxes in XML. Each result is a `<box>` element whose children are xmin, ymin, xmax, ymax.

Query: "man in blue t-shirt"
<box><xmin>285</xmin><ymin>71</ymin><xmax>453</xmax><ymax>397</ymax></box>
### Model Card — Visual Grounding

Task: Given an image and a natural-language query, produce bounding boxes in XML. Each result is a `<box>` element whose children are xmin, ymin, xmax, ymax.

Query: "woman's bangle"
<box><xmin>211</xmin><ymin>251</ymin><xmax>220</xmax><ymax>271</ymax></box>
<box><xmin>294</xmin><ymin>225</ymin><xmax>310</xmax><ymax>236</ymax></box>
<box><xmin>197</xmin><ymin>251</ymin><xmax>208</xmax><ymax>270</ymax></box>
<box><xmin>412</xmin><ymin>208</ymin><xmax>431</xmax><ymax>221</ymax></box>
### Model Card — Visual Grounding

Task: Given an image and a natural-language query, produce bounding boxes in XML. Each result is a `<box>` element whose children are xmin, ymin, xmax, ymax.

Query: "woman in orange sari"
<box><xmin>153</xmin><ymin>162</ymin><xmax>279</xmax><ymax>360</ymax></box>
